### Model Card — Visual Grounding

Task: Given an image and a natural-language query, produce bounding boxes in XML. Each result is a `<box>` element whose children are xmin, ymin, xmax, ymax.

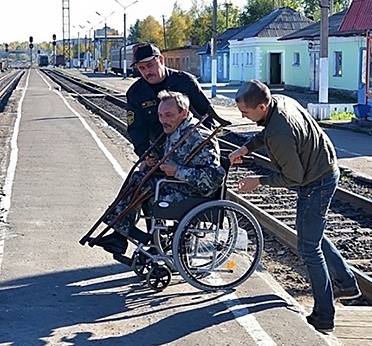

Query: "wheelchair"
<box><xmin>80</xmin><ymin>113</ymin><xmax>264</xmax><ymax>292</ymax></box>
<box><xmin>80</xmin><ymin>154</ymin><xmax>263</xmax><ymax>292</ymax></box>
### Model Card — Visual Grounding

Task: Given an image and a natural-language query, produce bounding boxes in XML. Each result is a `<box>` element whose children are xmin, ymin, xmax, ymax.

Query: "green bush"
<box><xmin>329</xmin><ymin>112</ymin><xmax>355</xmax><ymax>121</ymax></box>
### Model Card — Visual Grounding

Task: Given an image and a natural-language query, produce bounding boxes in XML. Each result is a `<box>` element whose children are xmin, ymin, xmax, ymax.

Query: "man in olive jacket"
<box><xmin>229</xmin><ymin>79</ymin><xmax>360</xmax><ymax>333</ymax></box>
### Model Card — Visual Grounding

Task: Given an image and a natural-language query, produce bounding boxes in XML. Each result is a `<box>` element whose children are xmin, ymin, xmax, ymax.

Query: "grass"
<box><xmin>329</xmin><ymin>111</ymin><xmax>355</xmax><ymax>121</ymax></box>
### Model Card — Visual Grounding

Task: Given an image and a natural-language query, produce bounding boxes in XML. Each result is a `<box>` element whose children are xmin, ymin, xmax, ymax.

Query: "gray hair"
<box><xmin>158</xmin><ymin>90</ymin><xmax>190</xmax><ymax>112</ymax></box>
<box><xmin>235</xmin><ymin>80</ymin><xmax>271</xmax><ymax>108</ymax></box>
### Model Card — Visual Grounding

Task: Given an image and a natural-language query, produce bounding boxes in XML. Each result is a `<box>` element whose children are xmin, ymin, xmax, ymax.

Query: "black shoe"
<box><xmin>333</xmin><ymin>286</ymin><xmax>361</xmax><ymax>300</ymax></box>
<box><xmin>128</xmin><ymin>226</ymin><xmax>152</xmax><ymax>245</ymax></box>
<box><xmin>90</xmin><ymin>232</ymin><xmax>128</xmax><ymax>255</ymax></box>
<box><xmin>306</xmin><ymin>313</ymin><xmax>334</xmax><ymax>333</ymax></box>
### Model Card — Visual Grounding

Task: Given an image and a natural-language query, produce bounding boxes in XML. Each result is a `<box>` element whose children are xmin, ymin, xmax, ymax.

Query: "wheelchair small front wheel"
<box><xmin>146</xmin><ymin>265</ymin><xmax>172</xmax><ymax>291</ymax></box>
<box><xmin>132</xmin><ymin>252</ymin><xmax>152</xmax><ymax>278</ymax></box>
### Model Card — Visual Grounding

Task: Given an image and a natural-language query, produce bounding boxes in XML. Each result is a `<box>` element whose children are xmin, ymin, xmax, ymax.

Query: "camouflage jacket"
<box><xmin>104</xmin><ymin>114</ymin><xmax>226</xmax><ymax>235</ymax></box>
<box><xmin>160</xmin><ymin>114</ymin><xmax>226</xmax><ymax>200</ymax></box>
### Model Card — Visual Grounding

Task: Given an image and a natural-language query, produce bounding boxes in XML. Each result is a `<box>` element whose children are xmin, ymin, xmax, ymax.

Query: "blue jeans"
<box><xmin>296</xmin><ymin>169</ymin><xmax>357</xmax><ymax>320</ymax></box>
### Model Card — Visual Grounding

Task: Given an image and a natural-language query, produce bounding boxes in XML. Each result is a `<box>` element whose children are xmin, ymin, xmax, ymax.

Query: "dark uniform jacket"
<box><xmin>244</xmin><ymin>95</ymin><xmax>338</xmax><ymax>188</ymax></box>
<box><xmin>126</xmin><ymin>67</ymin><xmax>213</xmax><ymax>157</ymax></box>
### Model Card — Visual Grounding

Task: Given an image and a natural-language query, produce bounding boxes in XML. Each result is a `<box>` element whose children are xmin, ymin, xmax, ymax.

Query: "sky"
<box><xmin>1</xmin><ymin>0</ymin><xmax>248</xmax><ymax>44</ymax></box>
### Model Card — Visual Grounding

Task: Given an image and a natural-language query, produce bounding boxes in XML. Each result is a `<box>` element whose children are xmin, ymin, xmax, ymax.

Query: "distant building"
<box><xmin>228</xmin><ymin>7</ymin><xmax>314</xmax><ymax>85</ymax></box>
<box><xmin>280</xmin><ymin>9</ymin><xmax>365</xmax><ymax>95</ymax></box>
<box><xmin>162</xmin><ymin>45</ymin><xmax>201</xmax><ymax>77</ymax></box>
<box><xmin>197</xmin><ymin>26</ymin><xmax>246</xmax><ymax>83</ymax></box>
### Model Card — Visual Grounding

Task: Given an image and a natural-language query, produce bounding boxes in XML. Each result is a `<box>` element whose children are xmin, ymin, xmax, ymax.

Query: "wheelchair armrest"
<box><xmin>154</xmin><ymin>178</ymin><xmax>186</xmax><ymax>201</ymax></box>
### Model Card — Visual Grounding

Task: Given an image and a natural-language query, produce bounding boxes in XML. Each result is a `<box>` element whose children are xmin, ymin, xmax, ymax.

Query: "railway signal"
<box><xmin>52</xmin><ymin>34</ymin><xmax>57</xmax><ymax>67</ymax></box>
<box><xmin>29</xmin><ymin>36</ymin><xmax>34</xmax><ymax>67</ymax></box>
<box><xmin>4</xmin><ymin>43</ymin><xmax>9</xmax><ymax>69</ymax></box>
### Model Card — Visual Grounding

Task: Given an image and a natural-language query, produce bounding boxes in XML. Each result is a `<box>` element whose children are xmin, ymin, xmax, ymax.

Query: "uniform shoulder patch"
<box><xmin>127</xmin><ymin>111</ymin><xmax>135</xmax><ymax>125</ymax></box>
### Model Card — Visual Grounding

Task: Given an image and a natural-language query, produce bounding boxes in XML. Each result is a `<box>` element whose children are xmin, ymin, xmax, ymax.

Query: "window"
<box><xmin>292</xmin><ymin>52</ymin><xmax>300</xmax><ymax>66</ymax></box>
<box><xmin>232</xmin><ymin>52</ymin><xmax>239</xmax><ymax>65</ymax></box>
<box><xmin>218</xmin><ymin>55</ymin><xmax>222</xmax><ymax>72</ymax></box>
<box><xmin>334</xmin><ymin>51</ymin><xmax>342</xmax><ymax>76</ymax></box>
<box><xmin>246</xmin><ymin>51</ymin><xmax>253</xmax><ymax>65</ymax></box>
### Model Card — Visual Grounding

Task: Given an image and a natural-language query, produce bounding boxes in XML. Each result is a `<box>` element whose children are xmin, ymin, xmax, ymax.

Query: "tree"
<box><xmin>128</xmin><ymin>19</ymin><xmax>142</xmax><ymax>44</ymax></box>
<box><xmin>189</xmin><ymin>3</ymin><xmax>233</xmax><ymax>46</ymax></box>
<box><xmin>302</xmin><ymin>0</ymin><xmax>320</xmax><ymax>20</ymax></box>
<box><xmin>240</xmin><ymin>0</ymin><xmax>303</xmax><ymax>25</ymax></box>
<box><xmin>221</xmin><ymin>3</ymin><xmax>241</xmax><ymax>29</ymax></box>
<box><xmin>165</xmin><ymin>3</ymin><xmax>192</xmax><ymax>48</ymax></box>
<box><xmin>302</xmin><ymin>0</ymin><xmax>350</xmax><ymax>21</ymax></box>
<box><xmin>240</xmin><ymin>0</ymin><xmax>278</xmax><ymax>25</ymax></box>
<box><xmin>138</xmin><ymin>16</ymin><xmax>164</xmax><ymax>48</ymax></box>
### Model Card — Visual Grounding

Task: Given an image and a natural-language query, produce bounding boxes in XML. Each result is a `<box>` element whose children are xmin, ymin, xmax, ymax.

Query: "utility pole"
<box><xmin>224</xmin><ymin>2</ymin><xmax>232</xmax><ymax>30</ymax></box>
<box><xmin>62</xmin><ymin>0</ymin><xmax>71</xmax><ymax>68</ymax></box>
<box><xmin>211</xmin><ymin>0</ymin><xmax>217</xmax><ymax>98</ymax></box>
<box><xmin>162</xmin><ymin>15</ymin><xmax>167</xmax><ymax>49</ymax></box>
<box><xmin>319</xmin><ymin>0</ymin><xmax>329</xmax><ymax>103</ymax></box>
<box><xmin>78</xmin><ymin>31</ymin><xmax>80</xmax><ymax>68</ymax></box>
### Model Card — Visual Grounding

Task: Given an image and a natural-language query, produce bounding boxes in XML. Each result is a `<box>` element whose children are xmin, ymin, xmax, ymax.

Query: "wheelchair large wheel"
<box><xmin>172</xmin><ymin>200</ymin><xmax>263</xmax><ymax>291</ymax></box>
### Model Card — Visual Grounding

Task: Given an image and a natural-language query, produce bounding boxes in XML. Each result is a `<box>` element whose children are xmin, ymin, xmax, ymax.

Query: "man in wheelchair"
<box><xmin>91</xmin><ymin>90</ymin><xmax>226</xmax><ymax>264</ymax></box>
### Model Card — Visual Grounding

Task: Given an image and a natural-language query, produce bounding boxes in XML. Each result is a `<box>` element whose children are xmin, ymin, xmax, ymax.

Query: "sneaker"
<box><xmin>333</xmin><ymin>286</ymin><xmax>361</xmax><ymax>300</ymax></box>
<box><xmin>306</xmin><ymin>313</ymin><xmax>334</xmax><ymax>333</ymax></box>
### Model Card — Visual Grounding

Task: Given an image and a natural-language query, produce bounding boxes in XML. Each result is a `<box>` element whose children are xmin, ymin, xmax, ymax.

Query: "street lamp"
<box><xmin>79</xmin><ymin>25</ymin><xmax>85</xmax><ymax>68</ymax></box>
<box><xmin>87</xmin><ymin>19</ymin><xmax>103</xmax><ymax>70</ymax></box>
<box><xmin>96</xmin><ymin>10</ymin><xmax>115</xmax><ymax>74</ymax></box>
<box><xmin>72</xmin><ymin>24</ymin><xmax>85</xmax><ymax>68</ymax></box>
<box><xmin>114</xmin><ymin>0</ymin><xmax>139</xmax><ymax>78</ymax></box>
<box><xmin>87</xmin><ymin>20</ymin><xmax>93</xmax><ymax>54</ymax></box>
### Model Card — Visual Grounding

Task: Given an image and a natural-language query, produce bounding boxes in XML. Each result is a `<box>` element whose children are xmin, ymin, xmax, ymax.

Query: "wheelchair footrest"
<box><xmin>113</xmin><ymin>253</ymin><xmax>132</xmax><ymax>266</ymax></box>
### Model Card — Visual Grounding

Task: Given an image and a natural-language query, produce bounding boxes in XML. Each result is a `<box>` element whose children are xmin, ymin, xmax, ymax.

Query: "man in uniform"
<box><xmin>126</xmin><ymin>43</ymin><xmax>216</xmax><ymax>166</ymax></box>
<box><xmin>92</xmin><ymin>90</ymin><xmax>226</xmax><ymax>264</ymax></box>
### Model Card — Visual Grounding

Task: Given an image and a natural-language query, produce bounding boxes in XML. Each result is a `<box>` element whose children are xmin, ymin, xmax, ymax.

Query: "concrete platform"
<box><xmin>0</xmin><ymin>68</ymin><xmax>352</xmax><ymax>346</ymax></box>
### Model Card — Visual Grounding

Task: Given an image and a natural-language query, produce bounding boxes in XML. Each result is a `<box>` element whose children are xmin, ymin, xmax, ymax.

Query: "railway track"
<box><xmin>0</xmin><ymin>70</ymin><xmax>24</xmax><ymax>112</ymax></box>
<box><xmin>42</xmin><ymin>68</ymin><xmax>372</xmax><ymax>303</ymax></box>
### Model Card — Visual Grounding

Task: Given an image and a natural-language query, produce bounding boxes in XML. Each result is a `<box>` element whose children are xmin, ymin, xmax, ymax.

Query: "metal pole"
<box><xmin>224</xmin><ymin>2</ymin><xmax>230</xmax><ymax>30</ymax></box>
<box><xmin>84</xmin><ymin>34</ymin><xmax>87</xmax><ymax>70</ymax></box>
<box><xmin>162</xmin><ymin>15</ymin><xmax>167</xmax><ymax>49</ymax></box>
<box><xmin>93</xmin><ymin>30</ymin><xmax>96</xmax><ymax>72</ymax></box>
<box><xmin>211</xmin><ymin>0</ymin><xmax>217</xmax><ymax>98</ymax></box>
<box><xmin>318</xmin><ymin>0</ymin><xmax>329</xmax><ymax>103</ymax></box>
<box><xmin>123</xmin><ymin>11</ymin><xmax>127</xmax><ymax>78</ymax></box>
<box><xmin>78</xmin><ymin>31</ymin><xmax>80</xmax><ymax>68</ymax></box>
<box><xmin>104</xmin><ymin>22</ymin><xmax>108</xmax><ymax>74</ymax></box>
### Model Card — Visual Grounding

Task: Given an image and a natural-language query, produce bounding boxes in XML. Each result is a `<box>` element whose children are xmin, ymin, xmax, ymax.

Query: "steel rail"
<box><xmin>0</xmin><ymin>71</ymin><xmax>25</xmax><ymax>111</ymax></box>
<box><xmin>42</xmin><ymin>70</ymin><xmax>128</xmax><ymax>130</ymax></box>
